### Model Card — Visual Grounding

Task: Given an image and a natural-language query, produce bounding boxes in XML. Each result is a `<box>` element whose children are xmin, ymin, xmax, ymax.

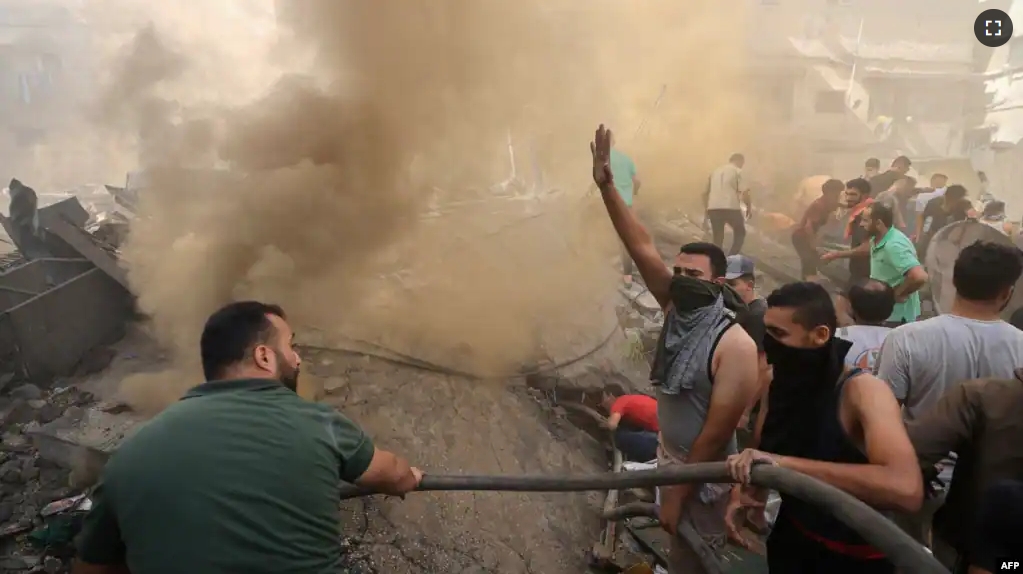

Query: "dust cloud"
<box><xmin>93</xmin><ymin>0</ymin><xmax>754</xmax><ymax>413</ymax></box>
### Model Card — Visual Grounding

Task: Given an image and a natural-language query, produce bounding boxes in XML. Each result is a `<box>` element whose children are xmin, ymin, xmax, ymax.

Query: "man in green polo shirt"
<box><xmin>73</xmin><ymin>301</ymin><xmax>422</xmax><ymax>574</ymax></box>
<box><xmin>862</xmin><ymin>203</ymin><xmax>929</xmax><ymax>324</ymax></box>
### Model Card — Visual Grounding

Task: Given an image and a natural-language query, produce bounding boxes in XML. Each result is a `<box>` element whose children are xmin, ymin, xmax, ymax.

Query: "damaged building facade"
<box><xmin>0</xmin><ymin>1</ymin><xmax>94</xmax><ymax>177</ymax></box>
<box><xmin>746</xmin><ymin>0</ymin><xmax>1007</xmax><ymax>183</ymax></box>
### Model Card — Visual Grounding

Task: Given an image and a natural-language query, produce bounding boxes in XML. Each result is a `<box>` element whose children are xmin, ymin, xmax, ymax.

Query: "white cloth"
<box><xmin>706</xmin><ymin>164</ymin><xmax>744</xmax><ymax>210</ymax></box>
<box><xmin>914</xmin><ymin>187</ymin><xmax>946</xmax><ymax>211</ymax></box>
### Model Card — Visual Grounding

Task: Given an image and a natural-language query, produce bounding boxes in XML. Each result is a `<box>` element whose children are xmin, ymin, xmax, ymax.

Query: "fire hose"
<box><xmin>338</xmin><ymin>462</ymin><xmax>948</xmax><ymax>574</ymax></box>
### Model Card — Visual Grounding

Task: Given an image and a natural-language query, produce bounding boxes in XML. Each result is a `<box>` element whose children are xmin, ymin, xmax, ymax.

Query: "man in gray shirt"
<box><xmin>876</xmin><ymin>241</ymin><xmax>1023</xmax><ymax>421</ymax></box>
<box><xmin>876</xmin><ymin>240</ymin><xmax>1023</xmax><ymax>544</ymax></box>
<box><xmin>591</xmin><ymin>125</ymin><xmax>759</xmax><ymax>574</ymax></box>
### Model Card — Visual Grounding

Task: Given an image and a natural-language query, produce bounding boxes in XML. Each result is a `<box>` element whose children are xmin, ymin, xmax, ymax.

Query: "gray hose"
<box><xmin>339</xmin><ymin>462</ymin><xmax>947</xmax><ymax>574</ymax></box>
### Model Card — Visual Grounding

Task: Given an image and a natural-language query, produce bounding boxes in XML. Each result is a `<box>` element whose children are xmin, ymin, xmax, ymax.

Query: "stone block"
<box><xmin>25</xmin><ymin>407</ymin><xmax>144</xmax><ymax>484</ymax></box>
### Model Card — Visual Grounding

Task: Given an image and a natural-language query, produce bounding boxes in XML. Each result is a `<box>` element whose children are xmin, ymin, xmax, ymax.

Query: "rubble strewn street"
<box><xmin>0</xmin><ymin>172</ymin><xmax>814</xmax><ymax>572</ymax></box>
<box><xmin>0</xmin><ymin>382</ymin><xmax>105</xmax><ymax>573</ymax></box>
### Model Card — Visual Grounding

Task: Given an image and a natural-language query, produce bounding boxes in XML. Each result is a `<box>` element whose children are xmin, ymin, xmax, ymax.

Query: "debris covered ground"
<box><xmin>0</xmin><ymin>181</ymin><xmax>802</xmax><ymax>573</ymax></box>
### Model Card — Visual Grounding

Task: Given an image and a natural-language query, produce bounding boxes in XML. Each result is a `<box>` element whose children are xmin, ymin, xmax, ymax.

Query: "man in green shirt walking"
<box><xmin>609</xmin><ymin>132</ymin><xmax>641</xmax><ymax>286</ymax></box>
<box><xmin>861</xmin><ymin>203</ymin><xmax>929</xmax><ymax>324</ymax></box>
<box><xmin>74</xmin><ymin>301</ymin><xmax>422</xmax><ymax>574</ymax></box>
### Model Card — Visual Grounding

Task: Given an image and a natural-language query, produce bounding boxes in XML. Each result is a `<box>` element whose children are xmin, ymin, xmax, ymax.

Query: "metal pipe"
<box><xmin>339</xmin><ymin>462</ymin><xmax>947</xmax><ymax>574</ymax></box>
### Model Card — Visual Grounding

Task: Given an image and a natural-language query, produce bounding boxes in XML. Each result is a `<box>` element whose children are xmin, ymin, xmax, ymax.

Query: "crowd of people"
<box><xmin>593</xmin><ymin>124</ymin><xmax>1023</xmax><ymax>574</ymax></box>
<box><xmin>68</xmin><ymin>126</ymin><xmax>1022</xmax><ymax>574</ymax></box>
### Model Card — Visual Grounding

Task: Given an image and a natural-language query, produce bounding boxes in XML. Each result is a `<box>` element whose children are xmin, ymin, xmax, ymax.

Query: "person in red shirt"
<box><xmin>790</xmin><ymin>178</ymin><xmax>845</xmax><ymax>281</ymax></box>
<box><xmin>601</xmin><ymin>393</ymin><xmax>659</xmax><ymax>462</ymax></box>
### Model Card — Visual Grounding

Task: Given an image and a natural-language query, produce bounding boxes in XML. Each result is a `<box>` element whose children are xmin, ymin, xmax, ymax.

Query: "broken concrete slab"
<box><xmin>0</xmin><ymin>264</ymin><xmax>133</xmax><ymax>384</ymax></box>
<box><xmin>0</xmin><ymin>192</ymin><xmax>134</xmax><ymax>386</ymax></box>
<box><xmin>25</xmin><ymin>406</ymin><xmax>144</xmax><ymax>485</ymax></box>
<box><xmin>41</xmin><ymin>215</ymin><xmax>129</xmax><ymax>289</ymax></box>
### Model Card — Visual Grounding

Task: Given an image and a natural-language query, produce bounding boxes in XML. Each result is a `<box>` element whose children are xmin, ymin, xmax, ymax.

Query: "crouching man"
<box><xmin>73</xmin><ymin>301</ymin><xmax>422</xmax><ymax>574</ymax></box>
<box><xmin>602</xmin><ymin>391</ymin><xmax>660</xmax><ymax>463</ymax></box>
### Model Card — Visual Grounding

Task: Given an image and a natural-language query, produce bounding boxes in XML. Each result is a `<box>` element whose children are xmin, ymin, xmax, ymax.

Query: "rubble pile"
<box><xmin>0</xmin><ymin>381</ymin><xmax>103</xmax><ymax>573</ymax></box>
<box><xmin>0</xmin><ymin>178</ymin><xmax>141</xmax><ymax>572</ymax></box>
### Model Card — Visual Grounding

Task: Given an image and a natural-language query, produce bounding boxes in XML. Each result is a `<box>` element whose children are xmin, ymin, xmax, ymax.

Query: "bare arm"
<box><xmin>750</xmin><ymin>362</ymin><xmax>772</xmax><ymax>448</ymax></box>
<box><xmin>605</xmin><ymin>411</ymin><xmax>623</xmax><ymax>431</ymax></box>
<box><xmin>598</xmin><ymin>183</ymin><xmax>672</xmax><ymax>309</ymax></box>
<box><xmin>905</xmin><ymin>380</ymin><xmax>980</xmax><ymax>469</ymax></box>
<box><xmin>774</xmin><ymin>374</ymin><xmax>923</xmax><ymax>512</ymax></box>
<box><xmin>826</xmin><ymin>242</ymin><xmax>870</xmax><ymax>260</ymax></box>
<box><xmin>354</xmin><ymin>447</ymin><xmax>421</xmax><ymax>496</ymax></box>
<box><xmin>633</xmin><ymin>175</ymin><xmax>641</xmax><ymax>196</ymax></box>
<box><xmin>894</xmin><ymin>266</ymin><xmax>927</xmax><ymax>300</ymax></box>
<box><xmin>673</xmin><ymin>327</ymin><xmax>760</xmax><ymax>504</ymax></box>
<box><xmin>914</xmin><ymin>212</ymin><xmax>925</xmax><ymax>239</ymax></box>
<box><xmin>751</xmin><ymin>388</ymin><xmax>769</xmax><ymax>448</ymax></box>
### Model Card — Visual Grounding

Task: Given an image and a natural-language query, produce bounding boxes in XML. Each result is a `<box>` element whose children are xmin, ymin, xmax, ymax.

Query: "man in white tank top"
<box><xmin>836</xmin><ymin>279</ymin><xmax>896</xmax><ymax>374</ymax></box>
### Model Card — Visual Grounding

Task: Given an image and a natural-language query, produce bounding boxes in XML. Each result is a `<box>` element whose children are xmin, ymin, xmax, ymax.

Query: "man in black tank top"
<box><xmin>726</xmin><ymin>282</ymin><xmax>924</xmax><ymax>574</ymax></box>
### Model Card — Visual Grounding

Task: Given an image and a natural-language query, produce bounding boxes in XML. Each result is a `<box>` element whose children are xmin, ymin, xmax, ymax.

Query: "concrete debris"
<box><xmin>1</xmin><ymin>180</ymin><xmax>135</xmax><ymax>387</ymax></box>
<box><xmin>0</xmin><ymin>384</ymin><xmax>100</xmax><ymax>574</ymax></box>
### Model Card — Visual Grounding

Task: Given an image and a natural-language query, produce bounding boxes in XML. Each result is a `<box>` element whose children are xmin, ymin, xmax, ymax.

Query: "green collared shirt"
<box><xmin>77</xmin><ymin>378</ymin><xmax>375</xmax><ymax>574</ymax></box>
<box><xmin>870</xmin><ymin>227</ymin><xmax>922</xmax><ymax>323</ymax></box>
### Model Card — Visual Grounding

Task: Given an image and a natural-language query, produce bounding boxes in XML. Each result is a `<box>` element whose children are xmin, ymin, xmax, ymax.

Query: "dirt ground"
<box><xmin>67</xmin><ymin>309</ymin><xmax>638</xmax><ymax>574</ymax></box>
<box><xmin>309</xmin><ymin>347</ymin><xmax>611</xmax><ymax>573</ymax></box>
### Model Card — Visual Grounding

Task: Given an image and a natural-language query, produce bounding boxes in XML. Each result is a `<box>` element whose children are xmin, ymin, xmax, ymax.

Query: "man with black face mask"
<box><xmin>726</xmin><ymin>282</ymin><xmax>922</xmax><ymax>574</ymax></box>
<box><xmin>592</xmin><ymin>125</ymin><xmax>760</xmax><ymax>574</ymax></box>
<box><xmin>75</xmin><ymin>302</ymin><xmax>422</xmax><ymax>574</ymax></box>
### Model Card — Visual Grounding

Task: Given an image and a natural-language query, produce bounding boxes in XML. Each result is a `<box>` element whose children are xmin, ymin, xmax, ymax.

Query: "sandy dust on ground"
<box><xmin>310</xmin><ymin>348</ymin><xmax>610</xmax><ymax>574</ymax></box>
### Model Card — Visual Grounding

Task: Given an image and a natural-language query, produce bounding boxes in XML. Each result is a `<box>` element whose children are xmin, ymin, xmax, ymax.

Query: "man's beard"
<box><xmin>274</xmin><ymin>350</ymin><xmax>300</xmax><ymax>392</ymax></box>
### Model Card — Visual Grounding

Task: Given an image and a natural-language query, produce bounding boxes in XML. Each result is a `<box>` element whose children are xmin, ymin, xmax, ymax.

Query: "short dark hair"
<box><xmin>729</xmin><ymin>153</ymin><xmax>744</xmax><ymax>163</ymax></box>
<box><xmin>200</xmin><ymin>301</ymin><xmax>287</xmax><ymax>381</ymax></box>
<box><xmin>766</xmin><ymin>281</ymin><xmax>838</xmax><ymax>334</ymax></box>
<box><xmin>846</xmin><ymin>177</ymin><xmax>872</xmax><ymax>197</ymax></box>
<box><xmin>946</xmin><ymin>184</ymin><xmax>968</xmax><ymax>202</ymax></box>
<box><xmin>865</xmin><ymin>158</ymin><xmax>880</xmax><ymax>169</ymax></box>
<box><xmin>932</xmin><ymin>173</ymin><xmax>948</xmax><ymax>181</ymax></box>
<box><xmin>892</xmin><ymin>156</ymin><xmax>911</xmax><ymax>168</ymax></box>
<box><xmin>952</xmin><ymin>241</ymin><xmax>1023</xmax><ymax>302</ymax></box>
<box><xmin>983</xmin><ymin>200</ymin><xmax>1006</xmax><ymax>217</ymax></box>
<box><xmin>822</xmin><ymin>178</ymin><xmax>845</xmax><ymax>195</ymax></box>
<box><xmin>679</xmin><ymin>242</ymin><xmax>728</xmax><ymax>279</ymax></box>
<box><xmin>867</xmin><ymin>202</ymin><xmax>894</xmax><ymax>228</ymax></box>
<box><xmin>847</xmin><ymin>279</ymin><xmax>895</xmax><ymax>324</ymax></box>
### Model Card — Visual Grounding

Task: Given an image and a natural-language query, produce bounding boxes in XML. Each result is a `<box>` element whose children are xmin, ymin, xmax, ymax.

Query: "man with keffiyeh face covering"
<box><xmin>725</xmin><ymin>281</ymin><xmax>923</xmax><ymax>574</ymax></box>
<box><xmin>590</xmin><ymin>125</ymin><xmax>761</xmax><ymax>574</ymax></box>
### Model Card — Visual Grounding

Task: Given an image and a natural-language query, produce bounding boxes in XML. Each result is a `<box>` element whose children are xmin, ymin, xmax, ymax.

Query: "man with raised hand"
<box><xmin>592</xmin><ymin>124</ymin><xmax>760</xmax><ymax>574</ymax></box>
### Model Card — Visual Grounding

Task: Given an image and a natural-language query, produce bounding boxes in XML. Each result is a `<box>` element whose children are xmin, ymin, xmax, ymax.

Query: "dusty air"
<box><xmin>0</xmin><ymin>1</ymin><xmax>1020</xmax><ymax>573</ymax></box>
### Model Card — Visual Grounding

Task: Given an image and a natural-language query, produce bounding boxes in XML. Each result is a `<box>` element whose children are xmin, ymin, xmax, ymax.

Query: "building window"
<box><xmin>815</xmin><ymin>90</ymin><xmax>847</xmax><ymax>113</ymax></box>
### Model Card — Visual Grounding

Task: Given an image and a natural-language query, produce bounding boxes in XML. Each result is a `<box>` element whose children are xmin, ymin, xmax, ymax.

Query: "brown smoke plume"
<box><xmin>96</xmin><ymin>0</ymin><xmax>754</xmax><ymax>412</ymax></box>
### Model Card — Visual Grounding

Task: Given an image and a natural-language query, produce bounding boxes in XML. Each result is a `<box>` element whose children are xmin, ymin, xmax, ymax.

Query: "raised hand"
<box><xmin>590</xmin><ymin>124</ymin><xmax>614</xmax><ymax>189</ymax></box>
